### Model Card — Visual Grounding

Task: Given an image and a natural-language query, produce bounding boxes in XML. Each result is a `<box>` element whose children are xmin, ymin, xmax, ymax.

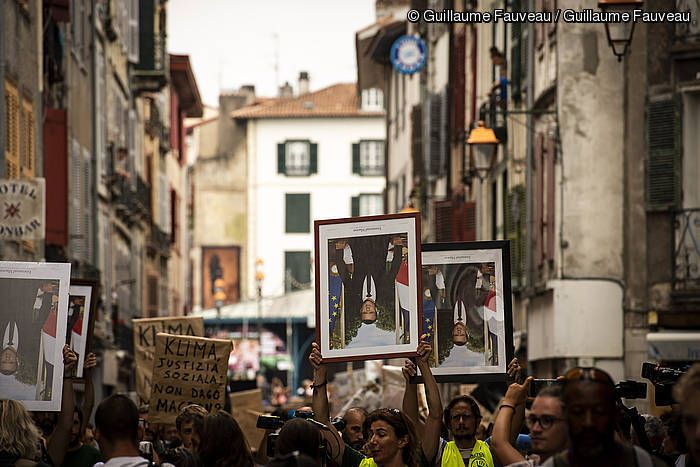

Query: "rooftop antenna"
<box><xmin>273</xmin><ymin>33</ymin><xmax>280</xmax><ymax>90</ymax></box>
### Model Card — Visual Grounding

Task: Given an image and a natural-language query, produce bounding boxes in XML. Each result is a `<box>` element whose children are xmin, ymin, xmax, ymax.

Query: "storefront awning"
<box><xmin>647</xmin><ymin>331</ymin><xmax>700</xmax><ymax>361</ymax></box>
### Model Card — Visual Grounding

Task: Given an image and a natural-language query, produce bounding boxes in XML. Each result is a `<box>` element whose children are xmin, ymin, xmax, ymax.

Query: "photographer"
<box><xmin>673</xmin><ymin>363</ymin><xmax>700</xmax><ymax>467</ymax></box>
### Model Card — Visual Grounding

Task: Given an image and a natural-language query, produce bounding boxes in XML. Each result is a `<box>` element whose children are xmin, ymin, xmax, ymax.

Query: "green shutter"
<box><xmin>278</xmin><ymin>143</ymin><xmax>286</xmax><ymax>174</ymax></box>
<box><xmin>506</xmin><ymin>185</ymin><xmax>526</xmax><ymax>289</ymax></box>
<box><xmin>136</xmin><ymin>0</ymin><xmax>155</xmax><ymax>71</ymax></box>
<box><xmin>285</xmin><ymin>193</ymin><xmax>310</xmax><ymax>233</ymax></box>
<box><xmin>284</xmin><ymin>251</ymin><xmax>311</xmax><ymax>292</ymax></box>
<box><xmin>352</xmin><ymin>143</ymin><xmax>360</xmax><ymax>174</ymax></box>
<box><xmin>351</xmin><ymin>196</ymin><xmax>360</xmax><ymax>217</ymax></box>
<box><xmin>646</xmin><ymin>98</ymin><xmax>681</xmax><ymax>210</ymax></box>
<box><xmin>310</xmin><ymin>143</ymin><xmax>318</xmax><ymax>174</ymax></box>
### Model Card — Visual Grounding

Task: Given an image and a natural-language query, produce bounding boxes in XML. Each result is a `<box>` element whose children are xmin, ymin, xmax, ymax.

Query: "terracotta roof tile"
<box><xmin>230</xmin><ymin>83</ymin><xmax>385</xmax><ymax>119</ymax></box>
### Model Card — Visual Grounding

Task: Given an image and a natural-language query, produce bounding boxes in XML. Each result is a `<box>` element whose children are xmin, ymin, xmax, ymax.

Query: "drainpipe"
<box><xmin>525</xmin><ymin>0</ymin><xmax>535</xmax><ymax>292</ymax></box>
<box><xmin>92</xmin><ymin>0</ymin><xmax>99</xmax><ymax>275</ymax></box>
<box><xmin>0</xmin><ymin>2</ymin><xmax>6</xmax><ymax>179</ymax></box>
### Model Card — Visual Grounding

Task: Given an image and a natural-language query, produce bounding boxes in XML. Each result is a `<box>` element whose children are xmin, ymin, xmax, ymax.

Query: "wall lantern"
<box><xmin>598</xmin><ymin>0</ymin><xmax>643</xmax><ymax>61</ymax></box>
<box><xmin>466</xmin><ymin>121</ymin><xmax>500</xmax><ymax>181</ymax></box>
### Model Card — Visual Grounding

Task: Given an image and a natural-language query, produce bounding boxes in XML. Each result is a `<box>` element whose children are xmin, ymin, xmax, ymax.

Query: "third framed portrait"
<box><xmin>314</xmin><ymin>213</ymin><xmax>422</xmax><ymax>363</ymax></box>
<box><xmin>416</xmin><ymin>241</ymin><xmax>514</xmax><ymax>383</ymax></box>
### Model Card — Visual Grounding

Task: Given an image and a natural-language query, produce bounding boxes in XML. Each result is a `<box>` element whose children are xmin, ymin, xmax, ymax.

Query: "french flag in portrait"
<box><xmin>328</xmin><ymin>269</ymin><xmax>343</xmax><ymax>334</ymax></box>
<box><xmin>395</xmin><ymin>260</ymin><xmax>410</xmax><ymax>338</ymax></box>
<box><xmin>41</xmin><ymin>306</ymin><xmax>58</xmax><ymax>367</ymax></box>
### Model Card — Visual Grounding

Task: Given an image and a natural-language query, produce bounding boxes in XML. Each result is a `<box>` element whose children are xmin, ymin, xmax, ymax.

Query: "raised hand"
<box><xmin>63</xmin><ymin>345</ymin><xmax>78</xmax><ymax>373</ymax></box>
<box><xmin>84</xmin><ymin>352</ymin><xmax>97</xmax><ymax>371</ymax></box>
<box><xmin>416</xmin><ymin>334</ymin><xmax>432</xmax><ymax>367</ymax></box>
<box><xmin>507</xmin><ymin>357</ymin><xmax>522</xmax><ymax>384</ymax></box>
<box><xmin>503</xmin><ymin>376</ymin><xmax>532</xmax><ymax>408</ymax></box>
<box><xmin>309</xmin><ymin>342</ymin><xmax>323</xmax><ymax>371</ymax></box>
<box><xmin>402</xmin><ymin>359</ymin><xmax>417</xmax><ymax>382</ymax></box>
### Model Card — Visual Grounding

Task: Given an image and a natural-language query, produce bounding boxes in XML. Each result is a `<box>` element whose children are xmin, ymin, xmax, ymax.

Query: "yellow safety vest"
<box><xmin>441</xmin><ymin>440</ymin><xmax>494</xmax><ymax>467</ymax></box>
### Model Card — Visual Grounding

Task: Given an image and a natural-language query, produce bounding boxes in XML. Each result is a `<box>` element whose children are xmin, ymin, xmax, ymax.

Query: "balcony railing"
<box><xmin>673</xmin><ymin>208</ymin><xmax>700</xmax><ymax>291</ymax></box>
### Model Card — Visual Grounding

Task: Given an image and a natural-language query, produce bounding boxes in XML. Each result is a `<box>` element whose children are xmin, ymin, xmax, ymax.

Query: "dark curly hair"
<box><xmin>364</xmin><ymin>408</ymin><xmax>418</xmax><ymax>467</ymax></box>
<box><xmin>197</xmin><ymin>411</ymin><xmax>254</xmax><ymax>467</ymax></box>
<box><xmin>443</xmin><ymin>395</ymin><xmax>482</xmax><ymax>430</ymax></box>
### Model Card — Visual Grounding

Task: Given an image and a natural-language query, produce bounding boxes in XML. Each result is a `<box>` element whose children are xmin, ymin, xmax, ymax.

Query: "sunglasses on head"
<box><xmin>564</xmin><ymin>367</ymin><xmax>614</xmax><ymax>386</ymax></box>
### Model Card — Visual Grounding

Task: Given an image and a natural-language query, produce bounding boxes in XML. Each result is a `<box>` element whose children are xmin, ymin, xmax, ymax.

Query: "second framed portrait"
<box><xmin>67</xmin><ymin>279</ymin><xmax>99</xmax><ymax>380</ymax></box>
<box><xmin>416</xmin><ymin>241</ymin><xmax>514</xmax><ymax>383</ymax></box>
<box><xmin>314</xmin><ymin>213</ymin><xmax>422</xmax><ymax>363</ymax></box>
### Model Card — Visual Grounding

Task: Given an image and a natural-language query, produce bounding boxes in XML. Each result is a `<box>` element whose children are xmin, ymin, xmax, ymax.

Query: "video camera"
<box><xmin>614</xmin><ymin>380</ymin><xmax>647</xmax><ymax>400</ymax></box>
<box><xmin>256</xmin><ymin>410</ymin><xmax>345</xmax><ymax>458</ymax></box>
<box><xmin>641</xmin><ymin>361</ymin><xmax>691</xmax><ymax>406</ymax></box>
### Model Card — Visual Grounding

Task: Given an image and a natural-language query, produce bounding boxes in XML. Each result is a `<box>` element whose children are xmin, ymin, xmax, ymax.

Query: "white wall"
<box><xmin>528</xmin><ymin>279</ymin><xmax>624</xmax><ymax>361</ymax></box>
<box><xmin>248</xmin><ymin>116</ymin><xmax>386</xmax><ymax>298</ymax></box>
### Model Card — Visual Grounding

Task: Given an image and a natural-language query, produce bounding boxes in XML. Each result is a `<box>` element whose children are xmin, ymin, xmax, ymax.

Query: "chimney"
<box><xmin>240</xmin><ymin>85</ymin><xmax>256</xmax><ymax>96</ymax></box>
<box><xmin>298</xmin><ymin>71</ymin><xmax>310</xmax><ymax>95</ymax></box>
<box><xmin>278</xmin><ymin>81</ymin><xmax>293</xmax><ymax>98</ymax></box>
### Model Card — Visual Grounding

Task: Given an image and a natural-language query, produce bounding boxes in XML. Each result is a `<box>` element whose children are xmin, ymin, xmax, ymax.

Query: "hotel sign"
<box><xmin>0</xmin><ymin>178</ymin><xmax>45</xmax><ymax>240</ymax></box>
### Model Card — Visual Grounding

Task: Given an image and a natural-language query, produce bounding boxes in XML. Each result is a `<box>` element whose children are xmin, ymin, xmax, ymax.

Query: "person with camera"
<box><xmin>673</xmin><ymin>363</ymin><xmax>700</xmax><ymax>467</ymax></box>
<box><xmin>540</xmin><ymin>367</ymin><xmax>666</xmax><ymax>467</ymax></box>
<box><xmin>309</xmin><ymin>336</ymin><xmax>438</xmax><ymax>466</ymax></box>
<box><xmin>491</xmin><ymin>377</ymin><xmax>568</xmax><ymax>466</ymax></box>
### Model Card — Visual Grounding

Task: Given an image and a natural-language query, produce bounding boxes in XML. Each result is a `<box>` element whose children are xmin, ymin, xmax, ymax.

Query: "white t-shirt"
<box><xmin>93</xmin><ymin>456</ymin><xmax>150</xmax><ymax>467</ymax></box>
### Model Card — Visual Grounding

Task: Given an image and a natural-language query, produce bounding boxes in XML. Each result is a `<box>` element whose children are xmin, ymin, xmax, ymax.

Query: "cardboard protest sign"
<box><xmin>230</xmin><ymin>389</ymin><xmax>265</xmax><ymax>450</ymax></box>
<box><xmin>148</xmin><ymin>333</ymin><xmax>231</xmax><ymax>424</ymax></box>
<box><xmin>133</xmin><ymin>316</ymin><xmax>204</xmax><ymax>403</ymax></box>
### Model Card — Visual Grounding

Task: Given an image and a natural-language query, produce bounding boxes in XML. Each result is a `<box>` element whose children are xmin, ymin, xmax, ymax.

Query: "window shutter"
<box><xmin>83</xmin><ymin>147</ymin><xmax>93</xmax><ymax>263</ymax></box>
<box><xmin>434</xmin><ymin>200</ymin><xmax>453</xmax><ymax>242</ymax></box>
<box><xmin>534</xmin><ymin>133</ymin><xmax>544</xmax><ymax>269</ymax></box>
<box><xmin>70</xmin><ymin>139</ymin><xmax>84</xmax><ymax>261</ymax></box>
<box><xmin>309</xmin><ymin>142</ymin><xmax>318</xmax><ymax>174</ymax></box>
<box><xmin>646</xmin><ymin>98</ymin><xmax>681</xmax><ymax>210</ymax></box>
<box><xmin>285</xmin><ymin>193</ymin><xmax>310</xmax><ymax>233</ymax></box>
<box><xmin>510</xmin><ymin>2</ymin><xmax>522</xmax><ymax>102</ymax></box>
<box><xmin>4</xmin><ymin>81</ymin><xmax>20</xmax><ymax>179</ymax></box>
<box><xmin>352</xmin><ymin>143</ymin><xmax>360</xmax><ymax>174</ymax></box>
<box><xmin>452</xmin><ymin>199</ymin><xmax>477</xmax><ymax>242</ymax></box>
<box><xmin>411</xmin><ymin>105</ymin><xmax>423</xmax><ymax>178</ymax></box>
<box><xmin>25</xmin><ymin>101</ymin><xmax>35</xmax><ymax>176</ymax></box>
<box><xmin>546</xmin><ymin>137</ymin><xmax>556</xmax><ymax>263</ymax></box>
<box><xmin>278</xmin><ymin>143</ymin><xmax>286</xmax><ymax>174</ymax></box>
<box><xmin>351</xmin><ymin>196</ymin><xmax>360</xmax><ymax>217</ymax></box>
<box><xmin>535</xmin><ymin>0</ymin><xmax>544</xmax><ymax>49</ymax></box>
<box><xmin>128</xmin><ymin>0</ymin><xmax>139</xmax><ymax>63</ymax></box>
<box><xmin>44</xmin><ymin>108</ymin><xmax>68</xmax><ymax>246</ymax></box>
<box><xmin>284</xmin><ymin>251</ymin><xmax>311</xmax><ymax>292</ymax></box>
<box><xmin>428</xmin><ymin>93</ymin><xmax>443</xmax><ymax>177</ymax></box>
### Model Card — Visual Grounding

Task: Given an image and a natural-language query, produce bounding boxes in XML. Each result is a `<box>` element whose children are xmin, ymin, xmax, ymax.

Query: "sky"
<box><xmin>168</xmin><ymin>0</ymin><xmax>376</xmax><ymax>107</ymax></box>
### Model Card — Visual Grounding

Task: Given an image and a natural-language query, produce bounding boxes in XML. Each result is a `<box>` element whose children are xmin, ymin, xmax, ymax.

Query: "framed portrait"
<box><xmin>0</xmin><ymin>261</ymin><xmax>71</xmax><ymax>411</ymax></box>
<box><xmin>414</xmin><ymin>241</ymin><xmax>514</xmax><ymax>383</ymax></box>
<box><xmin>67</xmin><ymin>278</ymin><xmax>99</xmax><ymax>379</ymax></box>
<box><xmin>314</xmin><ymin>212</ymin><xmax>422</xmax><ymax>363</ymax></box>
<box><xmin>201</xmin><ymin>246</ymin><xmax>241</xmax><ymax>310</ymax></box>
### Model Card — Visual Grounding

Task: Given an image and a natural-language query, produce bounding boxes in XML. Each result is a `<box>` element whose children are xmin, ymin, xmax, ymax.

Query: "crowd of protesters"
<box><xmin>1</xmin><ymin>338</ymin><xmax>699</xmax><ymax>467</ymax></box>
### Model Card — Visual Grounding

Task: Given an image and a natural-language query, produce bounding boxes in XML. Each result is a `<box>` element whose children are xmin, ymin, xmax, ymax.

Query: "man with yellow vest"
<box><xmin>432</xmin><ymin>395</ymin><xmax>494</xmax><ymax>467</ymax></box>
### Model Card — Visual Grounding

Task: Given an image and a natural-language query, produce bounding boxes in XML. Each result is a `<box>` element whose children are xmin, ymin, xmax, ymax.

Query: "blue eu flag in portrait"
<box><xmin>422</xmin><ymin>294</ymin><xmax>435</xmax><ymax>343</ymax></box>
<box><xmin>328</xmin><ymin>271</ymin><xmax>343</xmax><ymax>334</ymax></box>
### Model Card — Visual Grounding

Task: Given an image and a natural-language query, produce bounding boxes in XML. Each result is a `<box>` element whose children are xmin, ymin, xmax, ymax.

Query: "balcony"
<box><xmin>131</xmin><ymin>0</ymin><xmax>167</xmax><ymax>94</ymax></box>
<box><xmin>147</xmin><ymin>222</ymin><xmax>171</xmax><ymax>258</ymax></box>
<box><xmin>668</xmin><ymin>208</ymin><xmax>700</xmax><ymax>327</ymax></box>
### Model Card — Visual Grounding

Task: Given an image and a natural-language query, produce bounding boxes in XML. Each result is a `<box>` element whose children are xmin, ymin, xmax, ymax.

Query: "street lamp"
<box><xmin>466</xmin><ymin>121</ymin><xmax>500</xmax><ymax>181</ymax></box>
<box><xmin>598</xmin><ymin>0</ymin><xmax>643</xmax><ymax>61</ymax></box>
<box><xmin>254</xmin><ymin>258</ymin><xmax>265</xmax><ymax>352</ymax></box>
